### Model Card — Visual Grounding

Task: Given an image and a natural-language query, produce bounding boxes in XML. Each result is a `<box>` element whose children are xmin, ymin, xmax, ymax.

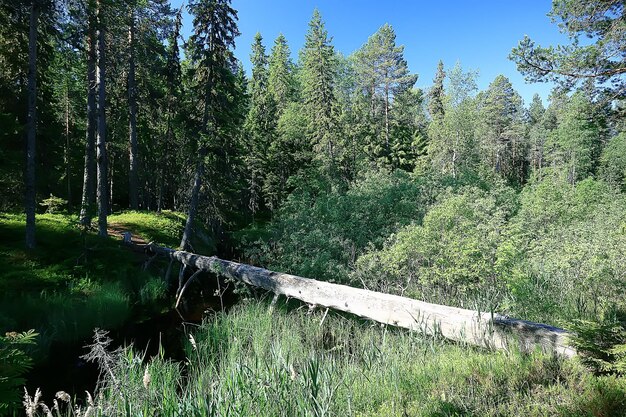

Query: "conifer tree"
<box><xmin>428</xmin><ymin>60</ymin><xmax>445</xmax><ymax>121</ymax></box>
<box><xmin>244</xmin><ymin>33</ymin><xmax>277</xmax><ymax>213</ymax></box>
<box><xmin>181</xmin><ymin>0</ymin><xmax>239</xmax><ymax>250</ymax></box>
<box><xmin>477</xmin><ymin>75</ymin><xmax>527</xmax><ymax>184</ymax></box>
<box><xmin>25</xmin><ymin>0</ymin><xmax>40</xmax><ymax>249</ymax></box>
<box><xmin>301</xmin><ymin>9</ymin><xmax>338</xmax><ymax>176</ymax></box>
<box><xmin>268</xmin><ymin>33</ymin><xmax>296</xmax><ymax>115</ymax></box>
<box><xmin>353</xmin><ymin>24</ymin><xmax>417</xmax><ymax>166</ymax></box>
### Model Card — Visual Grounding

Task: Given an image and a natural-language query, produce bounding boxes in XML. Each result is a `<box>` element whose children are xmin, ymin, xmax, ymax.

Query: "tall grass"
<box><xmin>32</xmin><ymin>300</ymin><xmax>626</xmax><ymax>417</ymax></box>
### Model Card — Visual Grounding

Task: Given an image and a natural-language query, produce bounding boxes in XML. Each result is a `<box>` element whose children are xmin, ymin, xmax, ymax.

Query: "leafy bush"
<box><xmin>499</xmin><ymin>176</ymin><xmax>626</xmax><ymax>323</ymax></box>
<box><xmin>246</xmin><ymin>170</ymin><xmax>433</xmax><ymax>283</ymax></box>
<box><xmin>354</xmin><ymin>187</ymin><xmax>509</xmax><ymax>309</ymax></box>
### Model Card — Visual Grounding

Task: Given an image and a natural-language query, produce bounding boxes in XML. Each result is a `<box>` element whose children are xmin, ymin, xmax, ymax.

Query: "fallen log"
<box><xmin>145</xmin><ymin>242</ymin><xmax>575</xmax><ymax>357</ymax></box>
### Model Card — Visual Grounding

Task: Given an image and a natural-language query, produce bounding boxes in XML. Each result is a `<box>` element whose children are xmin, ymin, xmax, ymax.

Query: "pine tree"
<box><xmin>353</xmin><ymin>24</ymin><xmax>417</xmax><ymax>166</ymax></box>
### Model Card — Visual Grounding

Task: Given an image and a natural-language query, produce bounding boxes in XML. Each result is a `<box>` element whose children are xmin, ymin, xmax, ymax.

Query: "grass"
<box><xmin>32</xmin><ymin>299</ymin><xmax>626</xmax><ymax>417</ymax></box>
<box><xmin>108</xmin><ymin>210</ymin><xmax>215</xmax><ymax>253</ymax></box>
<box><xmin>0</xmin><ymin>212</ymin><xmax>180</xmax><ymax>358</ymax></box>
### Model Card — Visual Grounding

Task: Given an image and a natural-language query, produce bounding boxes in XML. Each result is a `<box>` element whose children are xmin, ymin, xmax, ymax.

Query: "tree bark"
<box><xmin>96</xmin><ymin>0</ymin><xmax>108</xmax><ymax>237</ymax></box>
<box><xmin>64</xmin><ymin>81</ymin><xmax>72</xmax><ymax>208</ymax></box>
<box><xmin>25</xmin><ymin>0</ymin><xmax>39</xmax><ymax>250</ymax></box>
<box><xmin>180</xmin><ymin>147</ymin><xmax>206</xmax><ymax>251</ymax></box>
<box><xmin>80</xmin><ymin>5</ymin><xmax>97</xmax><ymax>227</ymax></box>
<box><xmin>147</xmin><ymin>243</ymin><xmax>576</xmax><ymax>357</ymax></box>
<box><xmin>128</xmin><ymin>10</ymin><xmax>139</xmax><ymax>210</ymax></box>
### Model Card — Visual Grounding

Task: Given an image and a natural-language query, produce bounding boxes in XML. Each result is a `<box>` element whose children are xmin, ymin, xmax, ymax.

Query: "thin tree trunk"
<box><xmin>180</xmin><ymin>147</ymin><xmax>206</xmax><ymax>251</ymax></box>
<box><xmin>65</xmin><ymin>82</ymin><xmax>72</xmax><ymax>208</ymax></box>
<box><xmin>128</xmin><ymin>10</ymin><xmax>139</xmax><ymax>210</ymax></box>
<box><xmin>96</xmin><ymin>0</ymin><xmax>108</xmax><ymax>237</ymax></box>
<box><xmin>80</xmin><ymin>8</ymin><xmax>97</xmax><ymax>227</ymax></box>
<box><xmin>25</xmin><ymin>0</ymin><xmax>39</xmax><ymax>250</ymax></box>
<box><xmin>384</xmin><ymin>83</ymin><xmax>389</xmax><ymax>154</ymax></box>
<box><xmin>181</xmin><ymin>71</ymin><xmax>212</xmax><ymax>251</ymax></box>
<box><xmin>109</xmin><ymin>145</ymin><xmax>114</xmax><ymax>213</ymax></box>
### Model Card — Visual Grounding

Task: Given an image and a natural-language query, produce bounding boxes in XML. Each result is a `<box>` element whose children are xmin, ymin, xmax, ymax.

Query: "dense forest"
<box><xmin>1</xmin><ymin>0</ymin><xmax>626</xmax><ymax>415</ymax></box>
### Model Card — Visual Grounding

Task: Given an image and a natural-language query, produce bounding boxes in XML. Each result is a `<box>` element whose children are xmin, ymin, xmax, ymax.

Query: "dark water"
<box><xmin>24</xmin><ymin>271</ymin><xmax>237</xmax><ymax>406</ymax></box>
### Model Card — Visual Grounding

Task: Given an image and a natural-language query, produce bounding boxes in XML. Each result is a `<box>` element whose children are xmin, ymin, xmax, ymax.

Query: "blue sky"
<box><xmin>171</xmin><ymin>0</ymin><xmax>571</xmax><ymax>105</ymax></box>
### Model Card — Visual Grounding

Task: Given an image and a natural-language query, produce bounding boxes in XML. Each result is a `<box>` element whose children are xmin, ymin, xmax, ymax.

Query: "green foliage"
<box><xmin>476</xmin><ymin>75</ymin><xmax>527</xmax><ymax>185</ymax></box>
<box><xmin>500</xmin><ymin>176</ymin><xmax>626</xmax><ymax>323</ymax></box>
<box><xmin>249</xmin><ymin>170</ymin><xmax>431</xmax><ymax>283</ymax></box>
<box><xmin>301</xmin><ymin>9</ymin><xmax>338</xmax><ymax>176</ymax></box>
<box><xmin>0</xmin><ymin>330</ymin><xmax>37</xmax><ymax>413</ymax></box>
<box><xmin>108</xmin><ymin>210</ymin><xmax>197</xmax><ymax>249</ymax></box>
<box><xmin>0</xmin><ymin>211</ymin><xmax>183</xmax><ymax>359</ymax></box>
<box><xmin>354</xmin><ymin>187</ymin><xmax>511</xmax><ymax>308</ymax></box>
<box><xmin>426</xmin><ymin>62</ymin><xmax>479</xmax><ymax>178</ymax></box>
<box><xmin>600</xmin><ymin>132</ymin><xmax>626</xmax><ymax>191</ymax></box>
<box><xmin>547</xmin><ymin>91</ymin><xmax>603</xmax><ymax>184</ymax></box>
<box><xmin>569</xmin><ymin>310</ymin><xmax>626</xmax><ymax>376</ymax></box>
<box><xmin>43</xmin><ymin>301</ymin><xmax>626</xmax><ymax>417</ymax></box>
<box><xmin>39</xmin><ymin>194</ymin><xmax>68</xmax><ymax>214</ymax></box>
<box><xmin>510</xmin><ymin>0</ymin><xmax>625</xmax><ymax>99</ymax></box>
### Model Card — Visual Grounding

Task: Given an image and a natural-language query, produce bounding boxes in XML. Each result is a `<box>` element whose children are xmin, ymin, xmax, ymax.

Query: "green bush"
<box><xmin>354</xmin><ymin>187</ymin><xmax>509</xmax><ymax>309</ymax></box>
<box><xmin>499</xmin><ymin>176</ymin><xmax>626</xmax><ymax>323</ymax></box>
<box><xmin>569</xmin><ymin>310</ymin><xmax>626</xmax><ymax>375</ymax></box>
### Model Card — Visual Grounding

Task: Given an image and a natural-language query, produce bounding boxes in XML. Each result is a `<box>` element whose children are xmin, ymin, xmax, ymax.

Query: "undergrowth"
<box><xmin>22</xmin><ymin>300</ymin><xmax>626</xmax><ymax>417</ymax></box>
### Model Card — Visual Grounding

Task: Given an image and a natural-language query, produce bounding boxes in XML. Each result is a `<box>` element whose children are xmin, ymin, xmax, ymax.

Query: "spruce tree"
<box><xmin>181</xmin><ymin>0</ymin><xmax>239</xmax><ymax>250</ymax></box>
<box><xmin>428</xmin><ymin>60</ymin><xmax>445</xmax><ymax>121</ymax></box>
<box><xmin>244</xmin><ymin>33</ymin><xmax>277</xmax><ymax>213</ymax></box>
<box><xmin>301</xmin><ymin>9</ymin><xmax>337</xmax><ymax>176</ymax></box>
<box><xmin>268</xmin><ymin>33</ymin><xmax>296</xmax><ymax>115</ymax></box>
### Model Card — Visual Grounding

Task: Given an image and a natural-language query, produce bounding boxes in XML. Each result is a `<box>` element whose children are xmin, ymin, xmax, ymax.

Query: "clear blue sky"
<box><xmin>171</xmin><ymin>0</ymin><xmax>570</xmax><ymax>105</ymax></box>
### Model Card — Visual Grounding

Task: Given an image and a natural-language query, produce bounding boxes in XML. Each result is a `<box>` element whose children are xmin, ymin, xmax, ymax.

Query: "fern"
<box><xmin>0</xmin><ymin>330</ymin><xmax>38</xmax><ymax>412</ymax></box>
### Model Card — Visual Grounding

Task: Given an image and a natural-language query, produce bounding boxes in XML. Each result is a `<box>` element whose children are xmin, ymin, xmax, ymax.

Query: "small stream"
<box><xmin>24</xmin><ymin>270</ymin><xmax>237</xmax><ymax>405</ymax></box>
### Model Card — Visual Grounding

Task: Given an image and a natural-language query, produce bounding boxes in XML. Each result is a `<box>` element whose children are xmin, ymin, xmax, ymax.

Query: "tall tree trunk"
<box><xmin>384</xmin><ymin>82</ymin><xmax>390</xmax><ymax>155</ymax></box>
<box><xmin>64</xmin><ymin>82</ymin><xmax>72</xmax><ymax>208</ymax></box>
<box><xmin>25</xmin><ymin>0</ymin><xmax>39</xmax><ymax>249</ymax></box>
<box><xmin>80</xmin><ymin>2</ymin><xmax>97</xmax><ymax>226</ymax></box>
<box><xmin>109</xmin><ymin>145</ymin><xmax>114</xmax><ymax>213</ymax></box>
<box><xmin>96</xmin><ymin>0</ymin><xmax>108</xmax><ymax>237</ymax></box>
<box><xmin>128</xmin><ymin>10</ymin><xmax>139</xmax><ymax>210</ymax></box>
<box><xmin>181</xmin><ymin>74</ymin><xmax>212</xmax><ymax>251</ymax></box>
<box><xmin>180</xmin><ymin>147</ymin><xmax>206</xmax><ymax>251</ymax></box>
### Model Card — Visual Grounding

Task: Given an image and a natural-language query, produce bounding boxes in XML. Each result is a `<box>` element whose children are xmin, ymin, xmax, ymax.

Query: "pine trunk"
<box><xmin>64</xmin><ymin>83</ymin><xmax>72</xmax><ymax>208</ymax></box>
<box><xmin>128</xmin><ymin>11</ymin><xmax>139</xmax><ymax>210</ymax></box>
<box><xmin>96</xmin><ymin>0</ymin><xmax>108</xmax><ymax>237</ymax></box>
<box><xmin>80</xmin><ymin>8</ymin><xmax>97</xmax><ymax>227</ymax></box>
<box><xmin>25</xmin><ymin>0</ymin><xmax>39</xmax><ymax>250</ymax></box>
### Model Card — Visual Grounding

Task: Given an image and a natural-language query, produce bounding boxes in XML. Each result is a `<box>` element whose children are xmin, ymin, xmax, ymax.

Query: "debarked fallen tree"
<box><xmin>143</xmin><ymin>242</ymin><xmax>575</xmax><ymax>357</ymax></box>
